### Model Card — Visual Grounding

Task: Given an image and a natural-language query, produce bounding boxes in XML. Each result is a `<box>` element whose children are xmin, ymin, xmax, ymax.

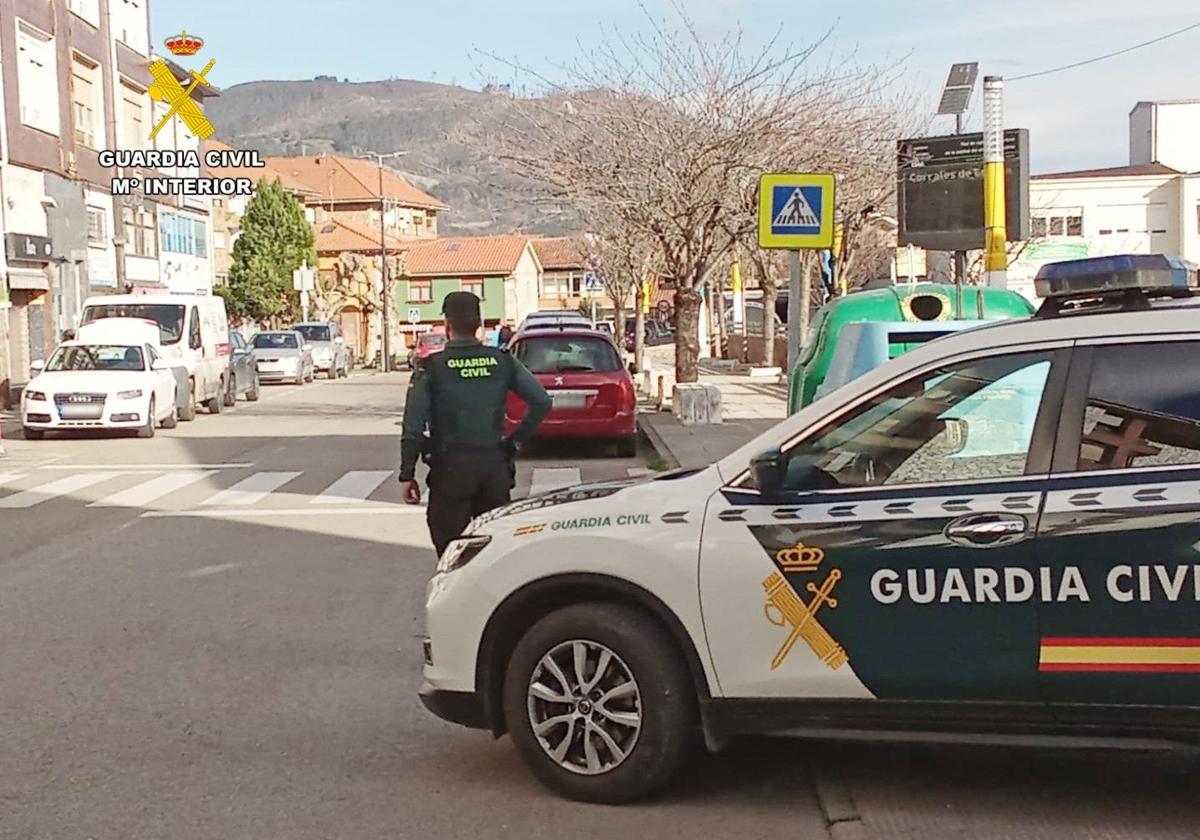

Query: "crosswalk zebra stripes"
<box><xmin>0</xmin><ymin>465</ymin><xmax>648</xmax><ymax>512</ymax></box>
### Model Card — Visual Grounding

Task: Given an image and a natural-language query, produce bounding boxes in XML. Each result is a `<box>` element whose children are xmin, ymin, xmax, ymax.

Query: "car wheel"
<box><xmin>615</xmin><ymin>437</ymin><xmax>638</xmax><ymax>458</ymax></box>
<box><xmin>503</xmin><ymin>602</ymin><xmax>696</xmax><ymax>804</ymax></box>
<box><xmin>206</xmin><ymin>381</ymin><xmax>223</xmax><ymax>414</ymax></box>
<box><xmin>223</xmin><ymin>375</ymin><xmax>236</xmax><ymax>407</ymax></box>
<box><xmin>23</xmin><ymin>427</ymin><xmax>45</xmax><ymax>440</ymax></box>
<box><xmin>161</xmin><ymin>403</ymin><xmax>178</xmax><ymax>429</ymax></box>
<box><xmin>328</xmin><ymin>365</ymin><xmax>339</xmax><ymax>380</ymax></box>
<box><xmin>178</xmin><ymin>380</ymin><xmax>197</xmax><ymax>422</ymax></box>
<box><xmin>138</xmin><ymin>399</ymin><xmax>156</xmax><ymax>438</ymax></box>
<box><xmin>246</xmin><ymin>374</ymin><xmax>260</xmax><ymax>402</ymax></box>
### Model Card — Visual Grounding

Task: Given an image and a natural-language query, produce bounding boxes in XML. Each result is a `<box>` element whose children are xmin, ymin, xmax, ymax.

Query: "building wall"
<box><xmin>509</xmin><ymin>247</ymin><xmax>540</xmax><ymax>324</ymax></box>
<box><xmin>1181</xmin><ymin>175</ymin><xmax>1200</xmax><ymax>265</ymax></box>
<box><xmin>1130</xmin><ymin>102</ymin><xmax>1200</xmax><ymax>173</ymax></box>
<box><xmin>311</xmin><ymin>202</ymin><xmax>438</xmax><ymax>239</ymax></box>
<box><xmin>397</xmin><ymin>274</ymin><xmax>507</xmax><ymax>324</ymax></box>
<box><xmin>1010</xmin><ymin>173</ymin><xmax>1192</xmax><ymax>298</ymax></box>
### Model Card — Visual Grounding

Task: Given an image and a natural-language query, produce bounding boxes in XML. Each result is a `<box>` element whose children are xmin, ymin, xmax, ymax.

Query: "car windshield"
<box><xmin>515</xmin><ymin>336</ymin><xmax>620</xmax><ymax>373</ymax></box>
<box><xmin>46</xmin><ymin>344</ymin><xmax>145</xmax><ymax>372</ymax></box>
<box><xmin>81</xmin><ymin>304</ymin><xmax>186</xmax><ymax>345</ymax></box>
<box><xmin>253</xmin><ymin>333</ymin><xmax>299</xmax><ymax>349</ymax></box>
<box><xmin>294</xmin><ymin>325</ymin><xmax>331</xmax><ymax>342</ymax></box>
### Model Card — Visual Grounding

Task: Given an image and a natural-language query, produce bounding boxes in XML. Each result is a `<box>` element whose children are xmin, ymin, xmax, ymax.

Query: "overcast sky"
<box><xmin>156</xmin><ymin>0</ymin><xmax>1200</xmax><ymax>173</ymax></box>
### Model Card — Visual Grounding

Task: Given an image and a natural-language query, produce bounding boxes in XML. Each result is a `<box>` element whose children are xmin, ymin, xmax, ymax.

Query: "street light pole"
<box><xmin>360</xmin><ymin>150</ymin><xmax>408</xmax><ymax>372</ymax></box>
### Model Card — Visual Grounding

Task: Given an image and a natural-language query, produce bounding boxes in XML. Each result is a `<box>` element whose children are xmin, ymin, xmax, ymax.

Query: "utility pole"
<box><xmin>982</xmin><ymin>76</ymin><xmax>1008</xmax><ymax>289</ymax></box>
<box><xmin>787</xmin><ymin>251</ymin><xmax>803</xmax><ymax>372</ymax></box>
<box><xmin>360</xmin><ymin>150</ymin><xmax>408</xmax><ymax>371</ymax></box>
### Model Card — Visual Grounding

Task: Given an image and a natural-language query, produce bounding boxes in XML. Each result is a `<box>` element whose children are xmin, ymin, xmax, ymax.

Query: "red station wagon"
<box><xmin>506</xmin><ymin>328</ymin><xmax>637</xmax><ymax>456</ymax></box>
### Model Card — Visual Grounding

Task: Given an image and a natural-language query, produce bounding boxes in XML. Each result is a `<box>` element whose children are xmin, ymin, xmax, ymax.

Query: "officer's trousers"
<box><xmin>426</xmin><ymin>446</ymin><xmax>513</xmax><ymax>558</ymax></box>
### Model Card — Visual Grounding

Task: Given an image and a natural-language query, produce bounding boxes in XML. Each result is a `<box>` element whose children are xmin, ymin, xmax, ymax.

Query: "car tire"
<box><xmin>615</xmin><ymin>437</ymin><xmax>638</xmax><ymax>458</ymax></box>
<box><xmin>178</xmin><ymin>380</ymin><xmax>197</xmax><ymax>422</ymax></box>
<box><xmin>206</xmin><ymin>382</ymin><xmax>223</xmax><ymax>414</ymax></box>
<box><xmin>503</xmin><ymin>602</ymin><xmax>696</xmax><ymax>804</ymax></box>
<box><xmin>138</xmin><ymin>399</ymin><xmax>156</xmax><ymax>438</ymax></box>
<box><xmin>246</xmin><ymin>374</ymin><xmax>260</xmax><ymax>402</ymax></box>
<box><xmin>328</xmin><ymin>365</ymin><xmax>338</xmax><ymax>380</ymax></box>
<box><xmin>222</xmin><ymin>376</ymin><xmax>236</xmax><ymax>407</ymax></box>
<box><xmin>23</xmin><ymin>427</ymin><xmax>45</xmax><ymax>440</ymax></box>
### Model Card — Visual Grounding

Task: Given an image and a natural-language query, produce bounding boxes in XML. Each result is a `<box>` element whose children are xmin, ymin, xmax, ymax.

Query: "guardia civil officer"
<box><xmin>399</xmin><ymin>292</ymin><xmax>552</xmax><ymax>557</ymax></box>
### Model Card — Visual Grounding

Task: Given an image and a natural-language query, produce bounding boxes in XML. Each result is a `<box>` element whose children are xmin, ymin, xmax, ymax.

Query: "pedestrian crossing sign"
<box><xmin>758</xmin><ymin>173</ymin><xmax>836</xmax><ymax>249</ymax></box>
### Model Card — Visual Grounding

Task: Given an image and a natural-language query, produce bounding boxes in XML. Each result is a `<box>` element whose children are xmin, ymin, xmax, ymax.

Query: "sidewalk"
<box><xmin>639</xmin><ymin>373</ymin><xmax>786</xmax><ymax>469</ymax></box>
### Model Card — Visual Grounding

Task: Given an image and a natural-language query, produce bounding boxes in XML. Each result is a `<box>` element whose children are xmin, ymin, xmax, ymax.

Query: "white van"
<box><xmin>79</xmin><ymin>294</ymin><xmax>231</xmax><ymax>421</ymax></box>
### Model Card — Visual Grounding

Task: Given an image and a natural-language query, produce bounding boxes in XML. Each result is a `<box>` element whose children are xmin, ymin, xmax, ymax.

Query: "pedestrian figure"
<box><xmin>399</xmin><ymin>292</ymin><xmax>551</xmax><ymax>557</ymax></box>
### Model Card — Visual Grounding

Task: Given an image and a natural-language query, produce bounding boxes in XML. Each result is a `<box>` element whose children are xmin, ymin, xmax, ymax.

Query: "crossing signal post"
<box><xmin>757</xmin><ymin>173</ymin><xmax>837</xmax><ymax>372</ymax></box>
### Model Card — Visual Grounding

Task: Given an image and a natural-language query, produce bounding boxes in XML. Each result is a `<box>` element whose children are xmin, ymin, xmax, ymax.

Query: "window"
<box><xmin>71</xmin><ymin>53</ymin><xmax>103</xmax><ymax>148</ymax></box>
<box><xmin>409</xmin><ymin>280</ymin><xmax>433</xmax><ymax>303</ymax></box>
<box><xmin>773</xmin><ymin>351</ymin><xmax>1054</xmax><ymax>492</ymax></box>
<box><xmin>189</xmin><ymin>307</ymin><xmax>201</xmax><ymax>350</ymax></box>
<box><xmin>159</xmin><ymin>211</ymin><xmax>209</xmax><ymax>258</ymax></box>
<box><xmin>294</xmin><ymin>325</ymin><xmax>331</xmax><ymax>342</ymax></box>
<box><xmin>514</xmin><ymin>335</ymin><xmax>622</xmax><ymax>374</ymax></box>
<box><xmin>86</xmin><ymin>207</ymin><xmax>107</xmax><ymax>246</ymax></box>
<box><xmin>253</xmin><ymin>333</ymin><xmax>299</xmax><ymax>350</ymax></box>
<box><xmin>1075</xmin><ymin>343</ymin><xmax>1200</xmax><ymax>472</ymax></box>
<box><xmin>1032</xmin><ymin>210</ymin><xmax>1083</xmax><ymax>239</ymax></box>
<box><xmin>68</xmin><ymin>0</ymin><xmax>101</xmax><ymax>26</ymax></box>
<box><xmin>461</xmin><ymin>278</ymin><xmax>485</xmax><ymax>298</ymax></box>
<box><xmin>16</xmin><ymin>21</ymin><xmax>59</xmax><ymax>135</ymax></box>
<box><xmin>81</xmin><ymin>302</ymin><xmax>184</xmax><ymax>344</ymax></box>
<box><xmin>121</xmin><ymin>80</ymin><xmax>146</xmax><ymax>151</ymax></box>
<box><xmin>46</xmin><ymin>344</ymin><xmax>145</xmax><ymax>371</ymax></box>
<box><xmin>123</xmin><ymin>206</ymin><xmax>156</xmax><ymax>258</ymax></box>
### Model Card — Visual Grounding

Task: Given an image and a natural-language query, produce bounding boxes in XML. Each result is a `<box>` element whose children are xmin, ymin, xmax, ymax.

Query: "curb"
<box><xmin>812</xmin><ymin>750</ymin><xmax>870</xmax><ymax>840</ymax></box>
<box><xmin>636</xmin><ymin>411</ymin><xmax>680</xmax><ymax>470</ymax></box>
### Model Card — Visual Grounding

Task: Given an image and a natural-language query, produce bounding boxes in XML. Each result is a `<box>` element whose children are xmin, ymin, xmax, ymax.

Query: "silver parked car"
<box><xmin>291</xmin><ymin>321</ymin><xmax>353</xmax><ymax>379</ymax></box>
<box><xmin>251</xmin><ymin>330</ymin><xmax>314</xmax><ymax>385</ymax></box>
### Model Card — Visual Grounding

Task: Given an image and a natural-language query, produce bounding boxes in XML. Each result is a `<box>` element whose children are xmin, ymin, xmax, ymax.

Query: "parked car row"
<box><xmin>20</xmin><ymin>291</ymin><xmax>354</xmax><ymax>440</ymax></box>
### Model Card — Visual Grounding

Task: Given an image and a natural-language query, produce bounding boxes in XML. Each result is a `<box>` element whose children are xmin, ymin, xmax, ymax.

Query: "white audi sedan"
<box><xmin>21</xmin><ymin>341</ymin><xmax>179</xmax><ymax>439</ymax></box>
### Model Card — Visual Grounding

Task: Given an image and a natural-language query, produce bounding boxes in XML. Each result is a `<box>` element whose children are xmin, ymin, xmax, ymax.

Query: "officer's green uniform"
<box><xmin>400</xmin><ymin>296</ymin><xmax>551</xmax><ymax>557</ymax></box>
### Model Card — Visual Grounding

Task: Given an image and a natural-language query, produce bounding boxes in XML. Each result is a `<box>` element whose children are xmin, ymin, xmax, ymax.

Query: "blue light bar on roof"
<box><xmin>1034</xmin><ymin>254</ymin><xmax>1198</xmax><ymax>298</ymax></box>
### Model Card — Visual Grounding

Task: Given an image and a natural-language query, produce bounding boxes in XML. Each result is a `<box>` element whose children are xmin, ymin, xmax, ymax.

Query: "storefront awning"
<box><xmin>6</xmin><ymin>266</ymin><xmax>49</xmax><ymax>291</ymax></box>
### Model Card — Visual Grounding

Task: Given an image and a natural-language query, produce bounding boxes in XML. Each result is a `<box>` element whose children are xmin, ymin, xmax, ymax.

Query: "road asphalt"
<box><xmin>0</xmin><ymin>371</ymin><xmax>1196</xmax><ymax>839</ymax></box>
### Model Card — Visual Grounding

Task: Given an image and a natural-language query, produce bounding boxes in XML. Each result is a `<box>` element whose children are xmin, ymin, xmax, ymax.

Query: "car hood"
<box><xmin>28</xmin><ymin>370</ymin><xmax>151</xmax><ymax>394</ymax></box>
<box><xmin>464</xmin><ymin>466</ymin><xmax>713</xmax><ymax>535</ymax></box>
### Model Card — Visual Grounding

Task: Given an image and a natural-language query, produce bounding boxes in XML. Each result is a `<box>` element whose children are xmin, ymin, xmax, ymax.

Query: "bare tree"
<box><xmin>487</xmin><ymin>5</ymin><xmax>910</xmax><ymax>382</ymax></box>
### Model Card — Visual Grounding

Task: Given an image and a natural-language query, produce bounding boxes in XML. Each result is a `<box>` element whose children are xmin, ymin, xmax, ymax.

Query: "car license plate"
<box><xmin>59</xmin><ymin>405</ymin><xmax>103</xmax><ymax>420</ymax></box>
<box><xmin>551</xmin><ymin>391</ymin><xmax>592</xmax><ymax>409</ymax></box>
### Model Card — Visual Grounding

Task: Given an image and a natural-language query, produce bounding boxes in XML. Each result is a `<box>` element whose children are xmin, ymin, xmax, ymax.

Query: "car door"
<box><xmin>699</xmin><ymin>347</ymin><xmax>1069</xmax><ymax>705</ymax></box>
<box><xmin>146</xmin><ymin>344</ymin><xmax>174</xmax><ymax>418</ymax></box>
<box><xmin>1038</xmin><ymin>339</ymin><xmax>1200</xmax><ymax>710</ymax></box>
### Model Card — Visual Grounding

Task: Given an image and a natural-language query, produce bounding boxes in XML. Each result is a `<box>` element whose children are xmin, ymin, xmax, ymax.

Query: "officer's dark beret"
<box><xmin>442</xmin><ymin>291</ymin><xmax>481</xmax><ymax>318</ymax></box>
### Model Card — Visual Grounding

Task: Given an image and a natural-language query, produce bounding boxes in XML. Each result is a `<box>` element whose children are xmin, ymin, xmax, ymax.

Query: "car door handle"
<box><xmin>945</xmin><ymin>513</ymin><xmax>1029</xmax><ymax>548</ymax></box>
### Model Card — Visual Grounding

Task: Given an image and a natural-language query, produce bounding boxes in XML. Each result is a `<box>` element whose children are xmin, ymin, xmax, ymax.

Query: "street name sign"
<box><xmin>758</xmin><ymin>173</ymin><xmax>836</xmax><ymax>250</ymax></box>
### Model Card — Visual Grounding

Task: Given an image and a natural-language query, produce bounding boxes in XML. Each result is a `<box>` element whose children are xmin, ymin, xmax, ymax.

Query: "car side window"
<box><xmin>780</xmin><ymin>351</ymin><xmax>1054</xmax><ymax>492</ymax></box>
<box><xmin>1075</xmin><ymin>342</ymin><xmax>1200</xmax><ymax>471</ymax></box>
<box><xmin>189</xmin><ymin>307</ymin><xmax>201</xmax><ymax>350</ymax></box>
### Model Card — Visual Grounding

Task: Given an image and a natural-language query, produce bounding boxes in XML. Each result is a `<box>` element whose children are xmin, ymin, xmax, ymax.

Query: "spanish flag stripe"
<box><xmin>1040</xmin><ymin>663</ymin><xmax>1200</xmax><ymax>673</ymax></box>
<box><xmin>1040</xmin><ymin>646</ymin><xmax>1200</xmax><ymax>665</ymax></box>
<box><xmin>1041</xmin><ymin>637</ymin><xmax>1200</xmax><ymax>648</ymax></box>
<box><xmin>1039</xmin><ymin>636</ymin><xmax>1200</xmax><ymax>672</ymax></box>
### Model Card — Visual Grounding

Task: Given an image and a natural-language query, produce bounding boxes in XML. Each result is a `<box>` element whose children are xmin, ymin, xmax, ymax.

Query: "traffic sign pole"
<box><xmin>787</xmin><ymin>251</ymin><xmax>802</xmax><ymax>372</ymax></box>
<box><xmin>983</xmin><ymin>76</ymin><xmax>1008</xmax><ymax>289</ymax></box>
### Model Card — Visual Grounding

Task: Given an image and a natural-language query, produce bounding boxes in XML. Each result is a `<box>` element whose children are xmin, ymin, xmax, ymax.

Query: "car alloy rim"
<box><xmin>526</xmin><ymin>639</ymin><xmax>642</xmax><ymax>776</ymax></box>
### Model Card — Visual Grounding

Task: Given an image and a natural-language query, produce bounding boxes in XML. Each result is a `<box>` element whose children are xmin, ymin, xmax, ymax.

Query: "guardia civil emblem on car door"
<box><xmin>762</xmin><ymin>542</ymin><xmax>849</xmax><ymax>670</ymax></box>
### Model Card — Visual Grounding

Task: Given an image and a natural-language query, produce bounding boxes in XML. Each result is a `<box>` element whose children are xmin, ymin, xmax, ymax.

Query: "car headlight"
<box><xmin>116</xmin><ymin>389</ymin><xmax>144</xmax><ymax>400</ymax></box>
<box><xmin>436</xmin><ymin>535</ymin><xmax>492</xmax><ymax>574</ymax></box>
<box><xmin>24</xmin><ymin>390</ymin><xmax>46</xmax><ymax>402</ymax></box>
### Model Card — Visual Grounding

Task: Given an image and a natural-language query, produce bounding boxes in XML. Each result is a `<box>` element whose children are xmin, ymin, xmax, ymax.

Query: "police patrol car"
<box><xmin>421</xmin><ymin>254</ymin><xmax>1200</xmax><ymax>803</ymax></box>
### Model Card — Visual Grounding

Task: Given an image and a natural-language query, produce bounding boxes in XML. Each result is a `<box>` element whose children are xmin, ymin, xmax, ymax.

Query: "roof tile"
<box><xmin>404</xmin><ymin>235</ymin><xmax>534</xmax><ymax>276</ymax></box>
<box><xmin>265</xmin><ymin>153</ymin><xmax>447</xmax><ymax>210</ymax></box>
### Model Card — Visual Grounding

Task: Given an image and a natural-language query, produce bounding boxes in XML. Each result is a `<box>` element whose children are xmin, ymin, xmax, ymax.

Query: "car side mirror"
<box><xmin>334</xmin><ymin>336</ymin><xmax>345</xmax><ymax>344</ymax></box>
<box><xmin>30</xmin><ymin>359</ymin><xmax>45</xmax><ymax>373</ymax></box>
<box><xmin>751</xmin><ymin>447</ymin><xmax>785</xmax><ymax>497</ymax></box>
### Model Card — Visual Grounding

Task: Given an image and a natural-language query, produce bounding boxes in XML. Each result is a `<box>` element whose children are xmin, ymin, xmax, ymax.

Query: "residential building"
<box><xmin>532</xmin><ymin>236</ymin><xmax>590</xmax><ymax>310</ymax></box>
<box><xmin>202</xmin><ymin>139</ymin><xmax>317</xmax><ymax>288</ymax></box>
<box><xmin>396</xmin><ymin>235</ymin><xmax>542</xmax><ymax>346</ymax></box>
<box><xmin>313</xmin><ymin>217</ymin><xmax>410</xmax><ymax>362</ymax></box>
<box><xmin>266</xmin><ymin>153</ymin><xmax>446</xmax><ymax>240</ymax></box>
<box><xmin>1009</xmin><ymin>102</ymin><xmax>1200</xmax><ymax>301</ymax></box>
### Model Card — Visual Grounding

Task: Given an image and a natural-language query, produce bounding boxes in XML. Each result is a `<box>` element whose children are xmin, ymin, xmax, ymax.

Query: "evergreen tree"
<box><xmin>218</xmin><ymin>179</ymin><xmax>315</xmax><ymax>324</ymax></box>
